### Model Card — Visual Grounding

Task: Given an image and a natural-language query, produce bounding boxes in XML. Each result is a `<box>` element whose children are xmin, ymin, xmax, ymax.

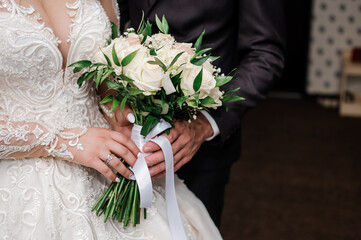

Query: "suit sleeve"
<box><xmin>210</xmin><ymin>0</ymin><xmax>287</xmax><ymax>143</ymax></box>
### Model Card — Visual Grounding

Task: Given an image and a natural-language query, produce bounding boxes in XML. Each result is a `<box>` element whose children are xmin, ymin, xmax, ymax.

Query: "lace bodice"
<box><xmin>0</xmin><ymin>1</ymin><xmax>222</xmax><ymax>239</ymax></box>
<box><xmin>0</xmin><ymin>0</ymin><xmax>113</xmax><ymax>159</ymax></box>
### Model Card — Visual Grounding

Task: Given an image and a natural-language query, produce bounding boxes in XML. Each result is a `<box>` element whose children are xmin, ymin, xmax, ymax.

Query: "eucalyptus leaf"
<box><xmin>77</xmin><ymin>72</ymin><xmax>87</xmax><ymax>87</ymax></box>
<box><xmin>141</xmin><ymin>115</ymin><xmax>160</xmax><ymax>136</ymax></box>
<box><xmin>200</xmin><ymin>96</ymin><xmax>217</xmax><ymax>105</ymax></box>
<box><xmin>121</xmin><ymin>49</ymin><xmax>139</xmax><ymax>67</ymax></box>
<box><xmin>111</xmin><ymin>97</ymin><xmax>120</xmax><ymax>111</ymax></box>
<box><xmin>162</xmin><ymin>15</ymin><xmax>169</xmax><ymax>34</ymax></box>
<box><xmin>154</xmin><ymin>58</ymin><xmax>167</xmax><ymax>72</ymax></box>
<box><xmin>150</xmin><ymin>48</ymin><xmax>157</xmax><ymax>56</ymax></box>
<box><xmin>224</xmin><ymin>87</ymin><xmax>240</xmax><ymax>94</ymax></box>
<box><xmin>111</xmin><ymin>22</ymin><xmax>118</xmax><ymax>39</ymax></box>
<box><xmin>155</xmin><ymin>14</ymin><xmax>163</xmax><ymax>33</ymax></box>
<box><xmin>215</xmin><ymin>75</ymin><xmax>233</xmax><ymax>87</ymax></box>
<box><xmin>137</xmin><ymin>11</ymin><xmax>145</xmax><ymax>34</ymax></box>
<box><xmin>209</xmin><ymin>56</ymin><xmax>220</xmax><ymax>62</ymax></box>
<box><xmin>73</xmin><ymin>67</ymin><xmax>84</xmax><ymax>73</ymax></box>
<box><xmin>103</xmin><ymin>53</ymin><xmax>112</xmax><ymax>66</ymax></box>
<box><xmin>169</xmin><ymin>51</ymin><xmax>184</xmax><ymax>68</ymax></box>
<box><xmin>100</xmin><ymin>95</ymin><xmax>113</xmax><ymax>105</ymax></box>
<box><xmin>95</xmin><ymin>68</ymin><xmax>105</xmax><ymax>88</ymax></box>
<box><xmin>193</xmin><ymin>30</ymin><xmax>205</xmax><ymax>52</ymax></box>
<box><xmin>91</xmin><ymin>63</ymin><xmax>106</xmax><ymax>68</ymax></box>
<box><xmin>100</xmin><ymin>69</ymin><xmax>113</xmax><ymax>85</ymax></box>
<box><xmin>68</xmin><ymin>60</ymin><xmax>92</xmax><ymax>68</ymax></box>
<box><xmin>112</xmin><ymin>44</ymin><xmax>121</xmax><ymax>66</ymax></box>
<box><xmin>193</xmin><ymin>68</ymin><xmax>203</xmax><ymax>92</ymax></box>
<box><xmin>190</xmin><ymin>48</ymin><xmax>212</xmax><ymax>61</ymax></box>
<box><xmin>222</xmin><ymin>95</ymin><xmax>244</xmax><ymax>103</ymax></box>
<box><xmin>120</xmin><ymin>74</ymin><xmax>135</xmax><ymax>82</ymax></box>
<box><xmin>191</xmin><ymin>54</ymin><xmax>211</xmax><ymax>66</ymax></box>
<box><xmin>120</xmin><ymin>95</ymin><xmax>128</xmax><ymax>114</ymax></box>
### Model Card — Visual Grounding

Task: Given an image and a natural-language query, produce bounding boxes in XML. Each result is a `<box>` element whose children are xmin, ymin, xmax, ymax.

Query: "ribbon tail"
<box><xmin>132</xmin><ymin>154</ymin><xmax>153</xmax><ymax>208</ymax></box>
<box><xmin>151</xmin><ymin>136</ymin><xmax>187</xmax><ymax>240</ymax></box>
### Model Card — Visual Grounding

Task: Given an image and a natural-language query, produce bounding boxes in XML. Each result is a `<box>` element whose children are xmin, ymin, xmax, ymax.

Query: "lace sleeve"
<box><xmin>0</xmin><ymin>115</ymin><xmax>87</xmax><ymax>160</ymax></box>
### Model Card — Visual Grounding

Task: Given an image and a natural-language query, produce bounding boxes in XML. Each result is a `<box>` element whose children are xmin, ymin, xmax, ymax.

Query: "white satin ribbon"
<box><xmin>130</xmin><ymin>119</ymin><xmax>187</xmax><ymax>240</ymax></box>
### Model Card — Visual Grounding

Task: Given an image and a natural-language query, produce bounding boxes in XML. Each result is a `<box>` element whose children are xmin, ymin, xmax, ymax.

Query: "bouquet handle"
<box><xmin>131</xmin><ymin>120</ymin><xmax>187</xmax><ymax>240</ymax></box>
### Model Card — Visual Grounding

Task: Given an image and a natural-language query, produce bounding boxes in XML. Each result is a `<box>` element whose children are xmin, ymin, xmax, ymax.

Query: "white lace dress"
<box><xmin>0</xmin><ymin>0</ymin><xmax>222</xmax><ymax>239</ymax></box>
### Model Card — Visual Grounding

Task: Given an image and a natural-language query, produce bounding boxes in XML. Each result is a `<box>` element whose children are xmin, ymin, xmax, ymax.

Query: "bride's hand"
<box><xmin>68</xmin><ymin>127</ymin><xmax>140</xmax><ymax>182</ymax></box>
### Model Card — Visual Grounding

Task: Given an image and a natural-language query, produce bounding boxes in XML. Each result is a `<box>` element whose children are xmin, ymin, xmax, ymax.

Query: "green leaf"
<box><xmin>141</xmin><ymin>115</ymin><xmax>160</xmax><ymax>136</ymax></box>
<box><xmin>193</xmin><ymin>68</ymin><xmax>203</xmax><ymax>92</ymax></box>
<box><xmin>155</xmin><ymin>14</ymin><xmax>163</xmax><ymax>33</ymax></box>
<box><xmin>112</xmin><ymin>44</ymin><xmax>121</xmax><ymax>66</ymax></box>
<box><xmin>148</xmin><ymin>58</ymin><xmax>167</xmax><ymax>72</ymax></box>
<box><xmin>73</xmin><ymin>67</ymin><xmax>84</xmax><ymax>73</ymax></box>
<box><xmin>150</xmin><ymin>48</ymin><xmax>157</xmax><ymax>56</ymax></box>
<box><xmin>224</xmin><ymin>87</ymin><xmax>240</xmax><ymax>94</ymax></box>
<box><xmin>222</xmin><ymin>95</ymin><xmax>245</xmax><ymax>103</ymax></box>
<box><xmin>162</xmin><ymin>15</ymin><xmax>169</xmax><ymax>34</ymax></box>
<box><xmin>191</xmin><ymin>48</ymin><xmax>212</xmax><ymax>61</ymax></box>
<box><xmin>111</xmin><ymin>22</ymin><xmax>118</xmax><ymax>39</ymax></box>
<box><xmin>100</xmin><ymin>95</ymin><xmax>113</xmax><ymax>105</ymax></box>
<box><xmin>191</xmin><ymin>54</ymin><xmax>211</xmax><ymax>66</ymax></box>
<box><xmin>193</xmin><ymin>30</ymin><xmax>205</xmax><ymax>52</ymax></box>
<box><xmin>77</xmin><ymin>72</ymin><xmax>87</xmax><ymax>87</ymax></box>
<box><xmin>200</xmin><ymin>96</ymin><xmax>217</xmax><ymax>105</ymax></box>
<box><xmin>120</xmin><ymin>74</ymin><xmax>135</xmax><ymax>82</ymax></box>
<box><xmin>111</xmin><ymin>97</ymin><xmax>120</xmax><ymax>111</ymax></box>
<box><xmin>129</xmin><ymin>88</ymin><xmax>144</xmax><ymax>95</ymax></box>
<box><xmin>91</xmin><ymin>63</ymin><xmax>106</xmax><ymax>68</ymax></box>
<box><xmin>215</xmin><ymin>75</ymin><xmax>233</xmax><ymax>87</ymax></box>
<box><xmin>103</xmin><ymin>53</ymin><xmax>112</xmax><ymax>66</ymax></box>
<box><xmin>121</xmin><ymin>49</ymin><xmax>139</xmax><ymax>67</ymax></box>
<box><xmin>120</xmin><ymin>95</ymin><xmax>128</xmax><ymax>114</ymax></box>
<box><xmin>100</xmin><ymin>69</ymin><xmax>113</xmax><ymax>85</ymax></box>
<box><xmin>209</xmin><ymin>56</ymin><xmax>220</xmax><ymax>62</ymax></box>
<box><xmin>105</xmin><ymin>79</ymin><xmax>122</xmax><ymax>91</ymax></box>
<box><xmin>68</xmin><ymin>60</ymin><xmax>92</xmax><ymax>68</ymax></box>
<box><xmin>137</xmin><ymin>11</ymin><xmax>145</xmax><ymax>34</ymax></box>
<box><xmin>94</xmin><ymin>68</ymin><xmax>104</xmax><ymax>88</ymax></box>
<box><xmin>169</xmin><ymin>51</ymin><xmax>184</xmax><ymax>68</ymax></box>
<box><xmin>177</xmin><ymin>96</ymin><xmax>186</xmax><ymax>108</ymax></box>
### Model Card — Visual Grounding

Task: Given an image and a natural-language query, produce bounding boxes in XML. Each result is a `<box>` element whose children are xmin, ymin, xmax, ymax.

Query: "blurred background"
<box><xmin>220</xmin><ymin>1</ymin><xmax>361</xmax><ymax>239</ymax></box>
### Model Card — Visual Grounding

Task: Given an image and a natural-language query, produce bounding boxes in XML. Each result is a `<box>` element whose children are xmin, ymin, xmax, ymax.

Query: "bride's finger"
<box><xmin>93</xmin><ymin>160</ymin><xmax>119</xmax><ymax>182</ymax></box>
<box><xmin>110</xmin><ymin>131</ymin><xmax>140</xmax><ymax>157</ymax></box>
<box><xmin>145</xmin><ymin>150</ymin><xmax>164</xmax><ymax>167</ymax></box>
<box><xmin>106</xmin><ymin>153</ymin><xmax>132</xmax><ymax>179</ymax></box>
<box><xmin>107</xmin><ymin>141</ymin><xmax>137</xmax><ymax>167</ymax></box>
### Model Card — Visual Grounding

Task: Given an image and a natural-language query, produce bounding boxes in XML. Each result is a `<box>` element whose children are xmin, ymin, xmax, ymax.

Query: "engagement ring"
<box><xmin>105</xmin><ymin>153</ymin><xmax>114</xmax><ymax>164</ymax></box>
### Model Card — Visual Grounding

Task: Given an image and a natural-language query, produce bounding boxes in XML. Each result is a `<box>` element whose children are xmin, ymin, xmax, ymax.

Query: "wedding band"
<box><xmin>105</xmin><ymin>153</ymin><xmax>114</xmax><ymax>164</ymax></box>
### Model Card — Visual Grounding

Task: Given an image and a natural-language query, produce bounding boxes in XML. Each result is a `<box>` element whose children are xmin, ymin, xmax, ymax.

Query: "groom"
<box><xmin>117</xmin><ymin>0</ymin><xmax>286</xmax><ymax>227</ymax></box>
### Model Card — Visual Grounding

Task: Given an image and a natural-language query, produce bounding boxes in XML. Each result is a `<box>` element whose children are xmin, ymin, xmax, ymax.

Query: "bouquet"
<box><xmin>70</xmin><ymin>15</ymin><xmax>243</xmax><ymax>228</ymax></box>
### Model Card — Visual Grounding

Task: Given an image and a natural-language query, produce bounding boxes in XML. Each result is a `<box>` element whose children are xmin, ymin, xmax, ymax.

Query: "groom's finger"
<box><xmin>142</xmin><ymin>126</ymin><xmax>180</xmax><ymax>153</ymax></box>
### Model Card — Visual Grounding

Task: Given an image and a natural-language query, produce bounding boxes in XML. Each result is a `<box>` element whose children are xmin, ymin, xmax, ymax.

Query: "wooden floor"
<box><xmin>220</xmin><ymin>98</ymin><xmax>361</xmax><ymax>240</ymax></box>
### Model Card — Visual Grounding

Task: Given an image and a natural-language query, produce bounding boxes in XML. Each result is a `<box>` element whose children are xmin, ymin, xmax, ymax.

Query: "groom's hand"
<box><xmin>102</xmin><ymin>102</ymin><xmax>134</xmax><ymax>137</ymax></box>
<box><xmin>143</xmin><ymin>113</ymin><xmax>213</xmax><ymax>178</ymax></box>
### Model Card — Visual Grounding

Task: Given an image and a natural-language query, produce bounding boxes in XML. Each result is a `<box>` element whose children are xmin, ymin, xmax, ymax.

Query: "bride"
<box><xmin>0</xmin><ymin>0</ymin><xmax>222</xmax><ymax>239</ymax></box>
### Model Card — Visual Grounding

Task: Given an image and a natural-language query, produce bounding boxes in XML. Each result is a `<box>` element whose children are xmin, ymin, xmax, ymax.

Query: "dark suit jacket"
<box><xmin>118</xmin><ymin>0</ymin><xmax>286</xmax><ymax>170</ymax></box>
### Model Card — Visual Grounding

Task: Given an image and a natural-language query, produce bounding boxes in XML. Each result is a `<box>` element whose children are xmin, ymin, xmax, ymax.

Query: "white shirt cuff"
<box><xmin>199</xmin><ymin>110</ymin><xmax>220</xmax><ymax>141</ymax></box>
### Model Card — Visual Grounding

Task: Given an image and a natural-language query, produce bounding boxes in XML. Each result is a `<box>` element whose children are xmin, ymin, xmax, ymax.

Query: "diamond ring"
<box><xmin>105</xmin><ymin>153</ymin><xmax>115</xmax><ymax>164</ymax></box>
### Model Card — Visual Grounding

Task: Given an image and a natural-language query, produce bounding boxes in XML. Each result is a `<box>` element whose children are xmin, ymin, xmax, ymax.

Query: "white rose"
<box><xmin>126</xmin><ymin>33</ymin><xmax>141</xmax><ymax>46</ymax></box>
<box><xmin>205</xmin><ymin>88</ymin><xmax>223</xmax><ymax>109</ymax></box>
<box><xmin>124</xmin><ymin>57</ymin><xmax>165</xmax><ymax>95</ymax></box>
<box><xmin>174</xmin><ymin>42</ymin><xmax>195</xmax><ymax>55</ymax></box>
<box><xmin>181</xmin><ymin>65</ymin><xmax>216</xmax><ymax>99</ymax></box>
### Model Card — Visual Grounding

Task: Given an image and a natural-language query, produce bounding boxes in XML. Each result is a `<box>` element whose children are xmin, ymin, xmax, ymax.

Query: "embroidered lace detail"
<box><xmin>0</xmin><ymin>0</ymin><xmax>210</xmax><ymax>239</ymax></box>
<box><xmin>0</xmin><ymin>115</ymin><xmax>87</xmax><ymax>160</ymax></box>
